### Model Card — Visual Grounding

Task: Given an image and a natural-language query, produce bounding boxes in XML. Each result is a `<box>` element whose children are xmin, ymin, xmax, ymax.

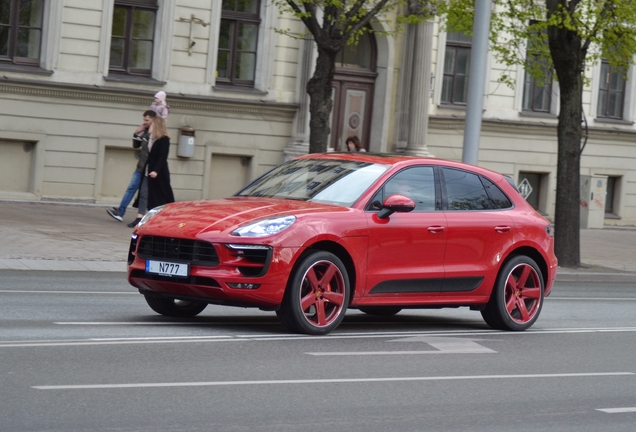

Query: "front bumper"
<box><xmin>127</xmin><ymin>236</ymin><xmax>301</xmax><ymax>308</ymax></box>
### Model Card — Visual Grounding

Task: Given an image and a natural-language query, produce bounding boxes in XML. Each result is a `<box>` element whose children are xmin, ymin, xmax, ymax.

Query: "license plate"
<box><xmin>146</xmin><ymin>260</ymin><xmax>189</xmax><ymax>278</ymax></box>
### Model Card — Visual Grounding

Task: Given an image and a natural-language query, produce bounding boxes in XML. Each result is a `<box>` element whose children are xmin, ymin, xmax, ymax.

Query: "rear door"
<box><xmin>440</xmin><ymin>167</ymin><xmax>516</xmax><ymax>297</ymax></box>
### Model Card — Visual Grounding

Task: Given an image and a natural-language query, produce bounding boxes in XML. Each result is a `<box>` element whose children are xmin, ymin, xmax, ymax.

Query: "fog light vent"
<box><xmin>227</xmin><ymin>283</ymin><xmax>261</xmax><ymax>290</ymax></box>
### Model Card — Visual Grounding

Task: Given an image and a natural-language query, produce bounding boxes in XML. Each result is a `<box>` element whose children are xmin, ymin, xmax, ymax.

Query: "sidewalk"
<box><xmin>1</xmin><ymin>200</ymin><xmax>635</xmax><ymax>281</ymax></box>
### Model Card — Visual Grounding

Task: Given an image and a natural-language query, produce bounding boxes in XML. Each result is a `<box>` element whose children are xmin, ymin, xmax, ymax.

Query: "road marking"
<box><xmin>0</xmin><ymin>338</ymin><xmax>245</xmax><ymax>348</ymax></box>
<box><xmin>0</xmin><ymin>290</ymin><xmax>136</xmax><ymax>295</ymax></box>
<box><xmin>308</xmin><ymin>336</ymin><xmax>497</xmax><ymax>355</ymax></box>
<box><xmin>32</xmin><ymin>372</ymin><xmax>634</xmax><ymax>390</ymax></box>
<box><xmin>549</xmin><ymin>297</ymin><xmax>636</xmax><ymax>301</ymax></box>
<box><xmin>5</xmin><ymin>326</ymin><xmax>636</xmax><ymax>348</ymax></box>
<box><xmin>596</xmin><ymin>407</ymin><xmax>636</xmax><ymax>413</ymax></box>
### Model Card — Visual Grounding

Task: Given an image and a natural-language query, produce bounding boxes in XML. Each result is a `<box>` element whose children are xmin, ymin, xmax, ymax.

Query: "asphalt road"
<box><xmin>1</xmin><ymin>271</ymin><xmax>635</xmax><ymax>432</ymax></box>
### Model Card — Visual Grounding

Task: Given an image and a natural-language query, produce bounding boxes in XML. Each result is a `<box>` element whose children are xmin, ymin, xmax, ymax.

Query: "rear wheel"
<box><xmin>481</xmin><ymin>255</ymin><xmax>544</xmax><ymax>331</ymax></box>
<box><xmin>144</xmin><ymin>295</ymin><xmax>208</xmax><ymax>317</ymax></box>
<box><xmin>358</xmin><ymin>307</ymin><xmax>402</xmax><ymax>317</ymax></box>
<box><xmin>277</xmin><ymin>251</ymin><xmax>350</xmax><ymax>335</ymax></box>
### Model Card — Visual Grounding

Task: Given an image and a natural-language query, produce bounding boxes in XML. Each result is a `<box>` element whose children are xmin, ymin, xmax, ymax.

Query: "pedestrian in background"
<box><xmin>107</xmin><ymin>110</ymin><xmax>156</xmax><ymax>223</ymax></box>
<box><xmin>134</xmin><ymin>91</ymin><xmax>169</xmax><ymax>137</ymax></box>
<box><xmin>346</xmin><ymin>135</ymin><xmax>366</xmax><ymax>152</ymax></box>
<box><xmin>146</xmin><ymin>116</ymin><xmax>175</xmax><ymax>212</ymax></box>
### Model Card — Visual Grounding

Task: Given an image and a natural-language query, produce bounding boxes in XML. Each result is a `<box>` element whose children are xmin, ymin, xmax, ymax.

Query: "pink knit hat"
<box><xmin>154</xmin><ymin>91</ymin><xmax>166</xmax><ymax>102</ymax></box>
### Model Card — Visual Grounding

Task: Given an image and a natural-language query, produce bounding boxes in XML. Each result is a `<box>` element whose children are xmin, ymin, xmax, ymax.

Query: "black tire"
<box><xmin>358</xmin><ymin>306</ymin><xmax>402</xmax><ymax>317</ymax></box>
<box><xmin>277</xmin><ymin>251</ymin><xmax>350</xmax><ymax>335</ymax></box>
<box><xmin>481</xmin><ymin>255</ymin><xmax>544</xmax><ymax>331</ymax></box>
<box><xmin>144</xmin><ymin>295</ymin><xmax>208</xmax><ymax>317</ymax></box>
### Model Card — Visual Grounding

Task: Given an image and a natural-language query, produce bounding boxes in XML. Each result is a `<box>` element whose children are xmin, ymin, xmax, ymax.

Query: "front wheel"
<box><xmin>144</xmin><ymin>295</ymin><xmax>208</xmax><ymax>317</ymax></box>
<box><xmin>277</xmin><ymin>251</ymin><xmax>350</xmax><ymax>335</ymax></box>
<box><xmin>481</xmin><ymin>255</ymin><xmax>544</xmax><ymax>331</ymax></box>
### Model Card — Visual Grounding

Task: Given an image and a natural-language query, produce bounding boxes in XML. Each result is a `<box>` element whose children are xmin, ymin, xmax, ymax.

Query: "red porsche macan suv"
<box><xmin>127</xmin><ymin>153</ymin><xmax>557</xmax><ymax>335</ymax></box>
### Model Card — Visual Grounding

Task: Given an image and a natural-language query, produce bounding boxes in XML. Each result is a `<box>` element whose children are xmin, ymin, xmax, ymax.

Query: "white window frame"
<box><xmin>99</xmin><ymin>0</ymin><xmax>175</xmax><ymax>82</ymax></box>
<box><xmin>209</xmin><ymin>0</ymin><xmax>277</xmax><ymax>92</ymax></box>
<box><xmin>591</xmin><ymin>59</ymin><xmax>635</xmax><ymax>123</ymax></box>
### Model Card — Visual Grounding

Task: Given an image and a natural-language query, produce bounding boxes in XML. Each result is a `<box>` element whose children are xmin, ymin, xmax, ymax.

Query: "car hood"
<box><xmin>140</xmin><ymin>197</ymin><xmax>350</xmax><ymax>238</ymax></box>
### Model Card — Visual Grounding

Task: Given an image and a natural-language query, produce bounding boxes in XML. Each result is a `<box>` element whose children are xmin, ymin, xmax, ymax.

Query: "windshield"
<box><xmin>236</xmin><ymin>158</ymin><xmax>390</xmax><ymax>207</ymax></box>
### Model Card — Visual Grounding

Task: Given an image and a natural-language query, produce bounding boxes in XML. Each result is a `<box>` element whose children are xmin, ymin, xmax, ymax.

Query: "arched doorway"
<box><xmin>330</xmin><ymin>32</ymin><xmax>377</xmax><ymax>151</ymax></box>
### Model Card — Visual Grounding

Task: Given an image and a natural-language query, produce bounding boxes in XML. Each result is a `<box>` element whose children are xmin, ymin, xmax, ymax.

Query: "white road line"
<box><xmin>549</xmin><ymin>297</ymin><xmax>636</xmax><ymax>301</ymax></box>
<box><xmin>0</xmin><ymin>290</ymin><xmax>136</xmax><ymax>295</ymax></box>
<box><xmin>32</xmin><ymin>372</ymin><xmax>635</xmax><ymax>390</ymax></box>
<box><xmin>0</xmin><ymin>338</ymin><xmax>246</xmax><ymax>348</ymax></box>
<box><xmin>5</xmin><ymin>326</ymin><xmax>636</xmax><ymax>349</ymax></box>
<box><xmin>596</xmin><ymin>407</ymin><xmax>636</xmax><ymax>413</ymax></box>
<box><xmin>306</xmin><ymin>350</ymin><xmax>494</xmax><ymax>356</ymax></box>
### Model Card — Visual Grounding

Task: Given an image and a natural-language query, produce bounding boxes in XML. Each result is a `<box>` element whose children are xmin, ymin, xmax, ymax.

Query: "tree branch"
<box><xmin>344</xmin><ymin>0</ymin><xmax>392</xmax><ymax>40</ymax></box>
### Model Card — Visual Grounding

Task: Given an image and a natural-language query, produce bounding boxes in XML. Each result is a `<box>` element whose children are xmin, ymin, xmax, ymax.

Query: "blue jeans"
<box><xmin>118</xmin><ymin>170</ymin><xmax>142</xmax><ymax>216</ymax></box>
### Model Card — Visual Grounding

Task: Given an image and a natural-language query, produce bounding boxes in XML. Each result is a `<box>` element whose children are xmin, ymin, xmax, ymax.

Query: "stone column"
<box><xmin>404</xmin><ymin>18</ymin><xmax>435</xmax><ymax>156</ymax></box>
<box><xmin>283</xmin><ymin>36</ymin><xmax>314</xmax><ymax>160</ymax></box>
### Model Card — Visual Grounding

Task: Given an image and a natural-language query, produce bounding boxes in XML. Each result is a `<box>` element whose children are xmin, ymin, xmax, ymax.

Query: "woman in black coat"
<box><xmin>146</xmin><ymin>116</ymin><xmax>175</xmax><ymax>210</ymax></box>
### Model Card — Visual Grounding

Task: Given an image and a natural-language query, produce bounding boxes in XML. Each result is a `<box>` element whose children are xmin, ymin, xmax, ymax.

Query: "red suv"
<box><xmin>127</xmin><ymin>153</ymin><xmax>557</xmax><ymax>335</ymax></box>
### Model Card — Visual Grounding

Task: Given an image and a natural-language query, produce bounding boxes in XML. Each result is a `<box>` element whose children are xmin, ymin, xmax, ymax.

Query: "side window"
<box><xmin>442</xmin><ymin>168</ymin><xmax>491</xmax><ymax>211</ymax></box>
<box><xmin>109</xmin><ymin>0</ymin><xmax>157</xmax><ymax>76</ymax></box>
<box><xmin>371</xmin><ymin>166</ymin><xmax>436</xmax><ymax>212</ymax></box>
<box><xmin>217</xmin><ymin>0</ymin><xmax>260</xmax><ymax>87</ymax></box>
<box><xmin>481</xmin><ymin>177</ymin><xmax>513</xmax><ymax>209</ymax></box>
<box><xmin>0</xmin><ymin>0</ymin><xmax>44</xmax><ymax>65</ymax></box>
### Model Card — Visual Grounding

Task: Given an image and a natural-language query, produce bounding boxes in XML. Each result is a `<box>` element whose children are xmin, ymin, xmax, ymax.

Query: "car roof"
<box><xmin>295</xmin><ymin>152</ymin><xmax>507</xmax><ymax>181</ymax></box>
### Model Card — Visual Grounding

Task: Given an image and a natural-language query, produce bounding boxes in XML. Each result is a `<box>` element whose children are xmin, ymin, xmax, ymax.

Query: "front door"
<box><xmin>364</xmin><ymin>166</ymin><xmax>447</xmax><ymax>301</ymax></box>
<box><xmin>330</xmin><ymin>31</ymin><xmax>377</xmax><ymax>151</ymax></box>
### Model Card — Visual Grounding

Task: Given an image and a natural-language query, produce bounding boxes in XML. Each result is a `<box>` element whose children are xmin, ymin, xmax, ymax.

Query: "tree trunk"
<box><xmin>307</xmin><ymin>47</ymin><xmax>337</xmax><ymax>153</ymax></box>
<box><xmin>547</xmin><ymin>3</ymin><xmax>584</xmax><ymax>268</ymax></box>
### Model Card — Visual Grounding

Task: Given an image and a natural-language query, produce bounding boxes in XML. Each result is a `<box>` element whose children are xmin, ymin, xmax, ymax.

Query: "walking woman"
<box><xmin>146</xmin><ymin>116</ymin><xmax>175</xmax><ymax>211</ymax></box>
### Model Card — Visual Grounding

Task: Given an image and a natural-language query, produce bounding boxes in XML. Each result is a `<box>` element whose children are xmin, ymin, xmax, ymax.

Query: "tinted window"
<box><xmin>481</xmin><ymin>177</ymin><xmax>513</xmax><ymax>209</ymax></box>
<box><xmin>374</xmin><ymin>166</ymin><xmax>436</xmax><ymax>212</ymax></box>
<box><xmin>443</xmin><ymin>168</ymin><xmax>490</xmax><ymax>210</ymax></box>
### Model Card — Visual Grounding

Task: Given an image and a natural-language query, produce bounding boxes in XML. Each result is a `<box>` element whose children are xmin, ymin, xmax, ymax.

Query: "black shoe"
<box><xmin>127</xmin><ymin>218</ymin><xmax>142</xmax><ymax>228</ymax></box>
<box><xmin>133</xmin><ymin>134</ymin><xmax>143</xmax><ymax>142</ymax></box>
<box><xmin>106</xmin><ymin>208</ymin><xmax>123</xmax><ymax>222</ymax></box>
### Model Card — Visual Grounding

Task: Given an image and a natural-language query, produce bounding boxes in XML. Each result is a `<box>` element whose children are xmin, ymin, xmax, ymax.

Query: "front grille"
<box><xmin>138</xmin><ymin>236</ymin><xmax>219</xmax><ymax>266</ymax></box>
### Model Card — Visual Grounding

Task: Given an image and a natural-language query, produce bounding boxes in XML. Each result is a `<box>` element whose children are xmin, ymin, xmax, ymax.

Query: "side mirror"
<box><xmin>377</xmin><ymin>194</ymin><xmax>416</xmax><ymax>219</ymax></box>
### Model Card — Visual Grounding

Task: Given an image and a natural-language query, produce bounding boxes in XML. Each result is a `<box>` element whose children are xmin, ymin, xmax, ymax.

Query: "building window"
<box><xmin>217</xmin><ymin>0</ymin><xmax>260</xmax><ymax>87</ymax></box>
<box><xmin>441</xmin><ymin>32</ymin><xmax>471</xmax><ymax>105</ymax></box>
<box><xmin>109</xmin><ymin>0</ymin><xmax>157</xmax><ymax>76</ymax></box>
<box><xmin>597</xmin><ymin>60</ymin><xmax>626</xmax><ymax>119</ymax></box>
<box><xmin>0</xmin><ymin>0</ymin><xmax>44</xmax><ymax>65</ymax></box>
<box><xmin>522</xmin><ymin>25</ymin><xmax>552</xmax><ymax>112</ymax></box>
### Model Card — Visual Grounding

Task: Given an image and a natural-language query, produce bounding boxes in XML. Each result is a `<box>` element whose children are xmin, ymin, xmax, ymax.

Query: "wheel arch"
<box><xmin>503</xmin><ymin>246</ymin><xmax>549</xmax><ymax>288</ymax></box>
<box><xmin>293</xmin><ymin>241</ymin><xmax>357</xmax><ymax>304</ymax></box>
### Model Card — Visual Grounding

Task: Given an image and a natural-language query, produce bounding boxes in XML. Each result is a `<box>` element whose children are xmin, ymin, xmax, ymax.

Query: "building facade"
<box><xmin>0</xmin><ymin>1</ymin><xmax>634</xmax><ymax>226</ymax></box>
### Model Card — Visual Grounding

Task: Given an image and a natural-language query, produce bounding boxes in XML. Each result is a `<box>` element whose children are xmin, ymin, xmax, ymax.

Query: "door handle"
<box><xmin>495</xmin><ymin>226</ymin><xmax>511</xmax><ymax>233</ymax></box>
<box><xmin>428</xmin><ymin>226</ymin><xmax>445</xmax><ymax>234</ymax></box>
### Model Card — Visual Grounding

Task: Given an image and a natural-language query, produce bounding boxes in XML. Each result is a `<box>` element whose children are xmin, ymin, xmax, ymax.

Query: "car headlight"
<box><xmin>136</xmin><ymin>205</ymin><xmax>166</xmax><ymax>228</ymax></box>
<box><xmin>232</xmin><ymin>215</ymin><xmax>296</xmax><ymax>237</ymax></box>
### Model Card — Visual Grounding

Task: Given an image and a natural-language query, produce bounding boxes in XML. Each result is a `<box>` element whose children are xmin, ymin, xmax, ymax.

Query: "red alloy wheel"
<box><xmin>277</xmin><ymin>250</ymin><xmax>350</xmax><ymax>335</ymax></box>
<box><xmin>299</xmin><ymin>259</ymin><xmax>346</xmax><ymax>328</ymax></box>
<box><xmin>504</xmin><ymin>263</ymin><xmax>542</xmax><ymax>324</ymax></box>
